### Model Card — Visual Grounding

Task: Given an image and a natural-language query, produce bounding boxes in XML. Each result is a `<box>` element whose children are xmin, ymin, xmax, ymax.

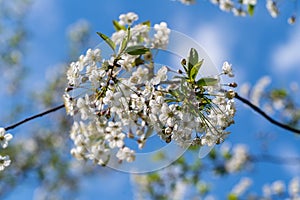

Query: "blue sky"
<box><xmin>4</xmin><ymin>0</ymin><xmax>300</xmax><ymax>199</ymax></box>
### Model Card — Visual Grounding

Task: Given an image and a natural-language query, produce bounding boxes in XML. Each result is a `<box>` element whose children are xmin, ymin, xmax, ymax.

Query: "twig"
<box><xmin>4</xmin><ymin>104</ymin><xmax>65</xmax><ymax>131</ymax></box>
<box><xmin>235</xmin><ymin>92</ymin><xmax>300</xmax><ymax>134</ymax></box>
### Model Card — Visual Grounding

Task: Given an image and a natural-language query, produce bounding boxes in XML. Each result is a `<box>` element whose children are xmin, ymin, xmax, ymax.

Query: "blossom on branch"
<box><xmin>0</xmin><ymin>155</ymin><xmax>11</xmax><ymax>171</ymax></box>
<box><xmin>0</xmin><ymin>127</ymin><xmax>13</xmax><ymax>149</ymax></box>
<box><xmin>64</xmin><ymin>13</ymin><xmax>236</xmax><ymax>167</ymax></box>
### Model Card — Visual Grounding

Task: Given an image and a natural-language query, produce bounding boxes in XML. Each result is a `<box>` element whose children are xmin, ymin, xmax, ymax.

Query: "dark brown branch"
<box><xmin>4</xmin><ymin>104</ymin><xmax>65</xmax><ymax>131</ymax></box>
<box><xmin>235</xmin><ymin>92</ymin><xmax>300</xmax><ymax>134</ymax></box>
<box><xmin>3</xmin><ymin>93</ymin><xmax>300</xmax><ymax>135</ymax></box>
<box><xmin>250</xmin><ymin>154</ymin><xmax>300</xmax><ymax>165</ymax></box>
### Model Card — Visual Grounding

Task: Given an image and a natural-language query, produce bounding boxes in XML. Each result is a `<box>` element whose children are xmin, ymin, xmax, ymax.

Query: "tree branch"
<box><xmin>250</xmin><ymin>154</ymin><xmax>300</xmax><ymax>165</ymax></box>
<box><xmin>235</xmin><ymin>92</ymin><xmax>300</xmax><ymax>134</ymax></box>
<box><xmin>4</xmin><ymin>104</ymin><xmax>65</xmax><ymax>131</ymax></box>
<box><xmin>3</xmin><ymin>93</ymin><xmax>300</xmax><ymax>135</ymax></box>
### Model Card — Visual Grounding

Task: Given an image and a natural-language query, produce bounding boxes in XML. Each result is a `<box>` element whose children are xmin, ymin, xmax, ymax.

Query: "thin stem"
<box><xmin>234</xmin><ymin>92</ymin><xmax>300</xmax><ymax>134</ymax></box>
<box><xmin>4</xmin><ymin>104</ymin><xmax>65</xmax><ymax>131</ymax></box>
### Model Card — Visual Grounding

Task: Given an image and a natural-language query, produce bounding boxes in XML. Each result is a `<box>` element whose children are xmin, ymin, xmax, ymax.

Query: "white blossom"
<box><xmin>88</xmin><ymin>144</ymin><xmax>110</xmax><ymax>165</ymax></box>
<box><xmin>266</xmin><ymin>0</ymin><xmax>279</xmax><ymax>18</ymax></box>
<box><xmin>262</xmin><ymin>184</ymin><xmax>272</xmax><ymax>198</ymax></box>
<box><xmin>219</xmin><ymin>0</ymin><xmax>234</xmax><ymax>12</ymax></box>
<box><xmin>0</xmin><ymin>155</ymin><xmax>11</xmax><ymax>171</ymax></box>
<box><xmin>225</xmin><ymin>144</ymin><xmax>248</xmax><ymax>172</ymax></box>
<box><xmin>152</xmin><ymin>66</ymin><xmax>168</xmax><ymax>85</ymax></box>
<box><xmin>152</xmin><ymin>22</ymin><xmax>170</xmax><ymax>49</ymax></box>
<box><xmin>232</xmin><ymin>8</ymin><xmax>247</xmax><ymax>17</ymax></box>
<box><xmin>116</xmin><ymin>147</ymin><xmax>135</xmax><ymax>162</ymax></box>
<box><xmin>111</xmin><ymin>30</ymin><xmax>126</xmax><ymax>46</ymax></box>
<box><xmin>105</xmin><ymin>122</ymin><xmax>125</xmax><ymax>148</ymax></box>
<box><xmin>289</xmin><ymin>177</ymin><xmax>300</xmax><ymax>197</ymax></box>
<box><xmin>64</xmin><ymin>12</ymin><xmax>236</xmax><ymax>167</ymax></box>
<box><xmin>242</xmin><ymin>0</ymin><xmax>256</xmax><ymax>5</ymax></box>
<box><xmin>272</xmin><ymin>180</ymin><xmax>286</xmax><ymax>195</ymax></box>
<box><xmin>0</xmin><ymin>128</ymin><xmax>13</xmax><ymax>149</ymax></box>
<box><xmin>250</xmin><ymin>76</ymin><xmax>271</xmax><ymax>107</ymax></box>
<box><xmin>231</xmin><ymin>177</ymin><xmax>253</xmax><ymax>197</ymax></box>
<box><xmin>222</xmin><ymin>61</ymin><xmax>234</xmax><ymax>77</ymax></box>
<box><xmin>118</xmin><ymin>12</ymin><xmax>138</xmax><ymax>26</ymax></box>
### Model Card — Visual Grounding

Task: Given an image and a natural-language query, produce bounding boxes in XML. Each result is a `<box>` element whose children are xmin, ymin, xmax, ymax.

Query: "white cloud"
<box><xmin>193</xmin><ymin>22</ymin><xmax>234</xmax><ymax>67</ymax></box>
<box><xmin>192</xmin><ymin>22</ymin><xmax>246</xmax><ymax>83</ymax></box>
<box><xmin>165</xmin><ymin>19</ymin><xmax>236</xmax><ymax>79</ymax></box>
<box><xmin>28</xmin><ymin>0</ymin><xmax>62</xmax><ymax>34</ymax></box>
<box><xmin>271</xmin><ymin>26</ymin><xmax>300</xmax><ymax>73</ymax></box>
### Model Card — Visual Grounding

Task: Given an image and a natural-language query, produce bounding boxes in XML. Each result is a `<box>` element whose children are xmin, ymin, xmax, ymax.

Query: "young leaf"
<box><xmin>144</xmin><ymin>127</ymin><xmax>153</xmax><ymax>139</ymax></box>
<box><xmin>181</xmin><ymin>59</ymin><xmax>188</xmax><ymax>73</ymax></box>
<box><xmin>196</xmin><ymin>77</ymin><xmax>218</xmax><ymax>86</ymax></box>
<box><xmin>112</xmin><ymin>20</ymin><xmax>126</xmax><ymax>31</ymax></box>
<box><xmin>190</xmin><ymin>59</ymin><xmax>204</xmax><ymax>81</ymax></box>
<box><xmin>96</xmin><ymin>32</ymin><xmax>116</xmax><ymax>51</ymax></box>
<box><xmin>125</xmin><ymin>45</ymin><xmax>149</xmax><ymax>55</ymax></box>
<box><xmin>141</xmin><ymin>20</ymin><xmax>151</xmax><ymax>27</ymax></box>
<box><xmin>134</xmin><ymin>56</ymin><xmax>145</xmax><ymax>66</ymax></box>
<box><xmin>165</xmin><ymin>98</ymin><xmax>179</xmax><ymax>103</ymax></box>
<box><xmin>187</xmin><ymin>48</ymin><xmax>199</xmax><ymax>73</ymax></box>
<box><xmin>248</xmin><ymin>4</ymin><xmax>255</xmax><ymax>16</ymax></box>
<box><xmin>169</xmin><ymin>89</ymin><xmax>180</xmax><ymax>98</ymax></box>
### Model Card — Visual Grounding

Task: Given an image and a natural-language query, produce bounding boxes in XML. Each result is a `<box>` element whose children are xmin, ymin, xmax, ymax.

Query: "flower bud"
<box><xmin>226</xmin><ymin>90</ymin><xmax>236</xmax><ymax>99</ymax></box>
<box><xmin>229</xmin><ymin>82</ymin><xmax>238</xmax><ymax>88</ymax></box>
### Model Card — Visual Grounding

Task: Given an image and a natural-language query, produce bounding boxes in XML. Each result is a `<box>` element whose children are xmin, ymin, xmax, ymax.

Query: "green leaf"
<box><xmin>223</xmin><ymin>152</ymin><xmax>232</xmax><ymax>160</ymax></box>
<box><xmin>176</xmin><ymin>156</ymin><xmax>185</xmax><ymax>165</ymax></box>
<box><xmin>133</xmin><ymin>56</ymin><xmax>144</xmax><ymax>66</ymax></box>
<box><xmin>112</xmin><ymin>20</ymin><xmax>126</xmax><ymax>31</ymax></box>
<box><xmin>227</xmin><ymin>193</ymin><xmax>238</xmax><ymax>200</ymax></box>
<box><xmin>187</xmin><ymin>48</ymin><xmax>199</xmax><ymax>74</ymax></box>
<box><xmin>271</xmin><ymin>89</ymin><xmax>287</xmax><ymax>99</ymax></box>
<box><xmin>165</xmin><ymin>98</ymin><xmax>179</xmax><ymax>103</ymax></box>
<box><xmin>248</xmin><ymin>4</ymin><xmax>255</xmax><ymax>16</ymax></box>
<box><xmin>141</xmin><ymin>20</ymin><xmax>151</xmax><ymax>27</ymax></box>
<box><xmin>169</xmin><ymin>89</ymin><xmax>183</xmax><ymax>98</ymax></box>
<box><xmin>190</xmin><ymin>59</ymin><xmax>204</xmax><ymax>81</ymax></box>
<box><xmin>125</xmin><ymin>45</ymin><xmax>149</xmax><ymax>55</ymax></box>
<box><xmin>97</xmin><ymin>32</ymin><xmax>116</xmax><ymax>51</ymax></box>
<box><xmin>145</xmin><ymin>127</ymin><xmax>153</xmax><ymax>139</ymax></box>
<box><xmin>147</xmin><ymin>173</ymin><xmax>160</xmax><ymax>182</ymax></box>
<box><xmin>196</xmin><ymin>77</ymin><xmax>218</xmax><ymax>86</ymax></box>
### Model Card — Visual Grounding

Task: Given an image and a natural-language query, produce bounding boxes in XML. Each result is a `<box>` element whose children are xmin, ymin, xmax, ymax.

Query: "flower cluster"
<box><xmin>224</xmin><ymin>144</ymin><xmax>249</xmax><ymax>172</ymax></box>
<box><xmin>230</xmin><ymin>177</ymin><xmax>253</xmax><ymax>197</ymax></box>
<box><xmin>0</xmin><ymin>127</ymin><xmax>12</xmax><ymax>171</ymax></box>
<box><xmin>209</xmin><ymin>0</ymin><xmax>257</xmax><ymax>16</ymax></box>
<box><xmin>64</xmin><ymin>13</ymin><xmax>236</xmax><ymax>166</ymax></box>
<box><xmin>263</xmin><ymin>178</ymin><xmax>300</xmax><ymax>199</ymax></box>
<box><xmin>178</xmin><ymin>0</ymin><xmax>296</xmax><ymax>24</ymax></box>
